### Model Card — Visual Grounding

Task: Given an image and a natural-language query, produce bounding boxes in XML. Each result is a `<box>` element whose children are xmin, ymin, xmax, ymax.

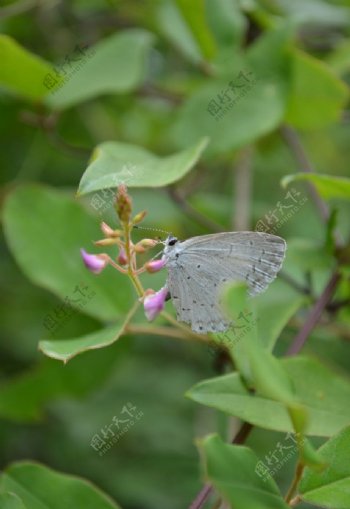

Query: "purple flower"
<box><xmin>81</xmin><ymin>249</ymin><xmax>107</xmax><ymax>274</ymax></box>
<box><xmin>145</xmin><ymin>258</ymin><xmax>166</xmax><ymax>273</ymax></box>
<box><xmin>143</xmin><ymin>286</ymin><xmax>169</xmax><ymax>321</ymax></box>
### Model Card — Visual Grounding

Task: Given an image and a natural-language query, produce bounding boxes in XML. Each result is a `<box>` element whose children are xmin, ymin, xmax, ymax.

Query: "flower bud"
<box><xmin>101</xmin><ymin>222</ymin><xmax>121</xmax><ymax>238</ymax></box>
<box><xmin>134</xmin><ymin>244</ymin><xmax>146</xmax><ymax>254</ymax></box>
<box><xmin>117</xmin><ymin>247</ymin><xmax>128</xmax><ymax>265</ymax></box>
<box><xmin>132</xmin><ymin>210</ymin><xmax>147</xmax><ymax>225</ymax></box>
<box><xmin>81</xmin><ymin>249</ymin><xmax>107</xmax><ymax>274</ymax></box>
<box><xmin>145</xmin><ymin>258</ymin><xmax>166</xmax><ymax>273</ymax></box>
<box><xmin>94</xmin><ymin>238</ymin><xmax>118</xmax><ymax>246</ymax></box>
<box><xmin>115</xmin><ymin>184</ymin><xmax>132</xmax><ymax>223</ymax></box>
<box><xmin>100</xmin><ymin>221</ymin><xmax>115</xmax><ymax>237</ymax></box>
<box><xmin>143</xmin><ymin>286</ymin><xmax>169</xmax><ymax>321</ymax></box>
<box><xmin>138</xmin><ymin>238</ymin><xmax>158</xmax><ymax>249</ymax></box>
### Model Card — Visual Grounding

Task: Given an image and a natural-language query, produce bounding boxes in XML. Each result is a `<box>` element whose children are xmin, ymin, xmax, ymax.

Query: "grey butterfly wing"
<box><xmin>166</xmin><ymin>232</ymin><xmax>286</xmax><ymax>333</ymax></box>
<box><xmin>167</xmin><ymin>260</ymin><xmax>231</xmax><ymax>333</ymax></box>
<box><xmin>179</xmin><ymin>232</ymin><xmax>286</xmax><ymax>297</ymax></box>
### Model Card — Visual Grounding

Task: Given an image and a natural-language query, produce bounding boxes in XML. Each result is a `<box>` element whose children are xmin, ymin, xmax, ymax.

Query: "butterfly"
<box><xmin>162</xmin><ymin>231</ymin><xmax>286</xmax><ymax>333</ymax></box>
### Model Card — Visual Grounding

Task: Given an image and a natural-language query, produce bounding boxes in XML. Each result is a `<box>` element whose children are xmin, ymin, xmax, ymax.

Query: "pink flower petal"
<box><xmin>143</xmin><ymin>286</ymin><xmax>169</xmax><ymax>321</ymax></box>
<box><xmin>81</xmin><ymin>249</ymin><xmax>107</xmax><ymax>274</ymax></box>
<box><xmin>145</xmin><ymin>258</ymin><xmax>166</xmax><ymax>273</ymax></box>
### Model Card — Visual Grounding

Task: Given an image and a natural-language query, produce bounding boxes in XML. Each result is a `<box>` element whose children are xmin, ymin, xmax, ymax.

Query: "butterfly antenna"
<box><xmin>133</xmin><ymin>225</ymin><xmax>171</xmax><ymax>240</ymax></box>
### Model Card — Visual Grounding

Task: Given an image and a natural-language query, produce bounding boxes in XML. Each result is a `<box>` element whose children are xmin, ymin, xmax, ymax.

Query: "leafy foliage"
<box><xmin>1</xmin><ymin>1</ymin><xmax>350</xmax><ymax>508</ymax></box>
<box><xmin>0</xmin><ymin>461</ymin><xmax>122</xmax><ymax>509</ymax></box>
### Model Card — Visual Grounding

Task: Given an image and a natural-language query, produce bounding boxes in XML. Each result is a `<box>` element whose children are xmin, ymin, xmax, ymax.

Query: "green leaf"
<box><xmin>221</xmin><ymin>282</ymin><xmax>250</xmax><ymax>324</ymax></box>
<box><xmin>219</xmin><ymin>282</ymin><xmax>256</xmax><ymax>383</ymax></box>
<box><xmin>39</xmin><ymin>305</ymin><xmax>138</xmax><ymax>362</ymax></box>
<box><xmin>0</xmin><ymin>493</ymin><xmax>26</xmax><ymax>509</ymax></box>
<box><xmin>46</xmin><ymin>29</ymin><xmax>154</xmax><ymax>110</ymax></box>
<box><xmin>0</xmin><ymin>342</ymin><xmax>124</xmax><ymax>421</ymax></box>
<box><xmin>222</xmin><ymin>283</ymin><xmax>303</xmax><ymax>419</ymax></box>
<box><xmin>0</xmin><ymin>461</ymin><xmax>122</xmax><ymax>509</ymax></box>
<box><xmin>201</xmin><ymin>434</ymin><xmax>289</xmax><ymax>509</ymax></box>
<box><xmin>327</xmin><ymin>39</ymin><xmax>350</xmax><ymax>75</ymax></box>
<box><xmin>187</xmin><ymin>356</ymin><xmax>350</xmax><ymax>436</ymax></box>
<box><xmin>282</xmin><ymin>173</ymin><xmax>350</xmax><ymax>200</ymax></box>
<box><xmin>0</xmin><ymin>35</ymin><xmax>52</xmax><ymax>101</ymax></box>
<box><xmin>205</xmin><ymin>0</ymin><xmax>246</xmax><ymax>50</ymax></box>
<box><xmin>285</xmin><ymin>49</ymin><xmax>348</xmax><ymax>129</ymax></box>
<box><xmin>218</xmin><ymin>280</ymin><xmax>303</xmax><ymax>389</ymax></box>
<box><xmin>254</xmin><ymin>281</ymin><xmax>305</xmax><ymax>351</ymax></box>
<box><xmin>286</xmin><ymin>237</ymin><xmax>336</xmax><ymax>272</ymax></box>
<box><xmin>3</xmin><ymin>184</ymin><xmax>133</xmax><ymax>322</ymax></box>
<box><xmin>157</xmin><ymin>0</ymin><xmax>204</xmax><ymax>64</ymax></box>
<box><xmin>171</xmin><ymin>27</ymin><xmax>291</xmax><ymax>155</ymax></box>
<box><xmin>174</xmin><ymin>0</ymin><xmax>216</xmax><ymax>60</ymax></box>
<box><xmin>249</xmin><ymin>347</ymin><xmax>298</xmax><ymax>406</ymax></box>
<box><xmin>77</xmin><ymin>137</ymin><xmax>208</xmax><ymax>195</ymax></box>
<box><xmin>216</xmin><ymin>281</ymin><xmax>303</xmax><ymax>385</ymax></box>
<box><xmin>300</xmin><ymin>425</ymin><xmax>350</xmax><ymax>508</ymax></box>
<box><xmin>300</xmin><ymin>437</ymin><xmax>326</xmax><ymax>471</ymax></box>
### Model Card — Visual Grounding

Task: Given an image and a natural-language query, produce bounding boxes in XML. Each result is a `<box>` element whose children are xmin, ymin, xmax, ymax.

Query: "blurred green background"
<box><xmin>1</xmin><ymin>1</ymin><xmax>350</xmax><ymax>508</ymax></box>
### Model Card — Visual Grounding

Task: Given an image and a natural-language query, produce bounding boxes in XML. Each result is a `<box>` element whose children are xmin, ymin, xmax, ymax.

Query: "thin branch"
<box><xmin>285</xmin><ymin>463</ymin><xmax>304</xmax><ymax>504</ymax></box>
<box><xmin>289</xmin><ymin>495</ymin><xmax>302</xmax><ymax>506</ymax></box>
<box><xmin>286</xmin><ymin>271</ymin><xmax>340</xmax><ymax>356</ymax></box>
<box><xmin>167</xmin><ymin>186</ymin><xmax>223</xmax><ymax>233</ymax></box>
<box><xmin>280</xmin><ymin>125</ymin><xmax>330</xmax><ymax>223</ymax></box>
<box><xmin>189</xmin><ymin>484</ymin><xmax>213</xmax><ymax>509</ymax></box>
<box><xmin>233</xmin><ymin>421</ymin><xmax>253</xmax><ymax>444</ymax></box>
<box><xmin>125</xmin><ymin>323</ymin><xmax>211</xmax><ymax>343</ymax></box>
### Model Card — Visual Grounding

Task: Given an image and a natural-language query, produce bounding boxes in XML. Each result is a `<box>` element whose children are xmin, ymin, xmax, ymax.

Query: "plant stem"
<box><xmin>280</xmin><ymin>125</ymin><xmax>343</xmax><ymax>248</ymax></box>
<box><xmin>123</xmin><ymin>221</ymin><xmax>145</xmax><ymax>297</ymax></box>
<box><xmin>289</xmin><ymin>495</ymin><xmax>302</xmax><ymax>506</ymax></box>
<box><xmin>286</xmin><ymin>271</ymin><xmax>340</xmax><ymax>356</ymax></box>
<box><xmin>189</xmin><ymin>484</ymin><xmax>213</xmax><ymax>509</ymax></box>
<box><xmin>280</xmin><ymin>125</ymin><xmax>330</xmax><ymax>223</ymax></box>
<box><xmin>125</xmin><ymin>324</ymin><xmax>207</xmax><ymax>343</ymax></box>
<box><xmin>285</xmin><ymin>462</ymin><xmax>304</xmax><ymax>504</ymax></box>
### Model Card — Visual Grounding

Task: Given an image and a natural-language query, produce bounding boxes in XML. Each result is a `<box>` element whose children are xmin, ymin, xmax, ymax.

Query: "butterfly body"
<box><xmin>162</xmin><ymin>232</ymin><xmax>286</xmax><ymax>334</ymax></box>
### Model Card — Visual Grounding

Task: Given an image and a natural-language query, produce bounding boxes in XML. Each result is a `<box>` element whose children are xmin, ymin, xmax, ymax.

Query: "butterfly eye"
<box><xmin>168</xmin><ymin>237</ymin><xmax>178</xmax><ymax>246</ymax></box>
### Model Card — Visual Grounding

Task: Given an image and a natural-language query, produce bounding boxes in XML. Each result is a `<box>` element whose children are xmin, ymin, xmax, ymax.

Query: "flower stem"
<box><xmin>123</xmin><ymin>220</ymin><xmax>145</xmax><ymax>297</ymax></box>
<box><xmin>285</xmin><ymin>462</ymin><xmax>304</xmax><ymax>504</ymax></box>
<box><xmin>125</xmin><ymin>324</ymin><xmax>206</xmax><ymax>342</ymax></box>
<box><xmin>289</xmin><ymin>495</ymin><xmax>302</xmax><ymax>506</ymax></box>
